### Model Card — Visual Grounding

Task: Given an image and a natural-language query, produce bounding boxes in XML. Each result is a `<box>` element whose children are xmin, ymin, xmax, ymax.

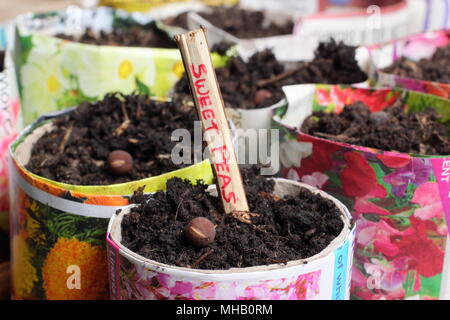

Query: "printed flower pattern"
<box><xmin>115</xmin><ymin>257</ymin><xmax>322</xmax><ymax>300</ymax></box>
<box><xmin>278</xmin><ymin>85</ymin><xmax>450</xmax><ymax>300</ymax></box>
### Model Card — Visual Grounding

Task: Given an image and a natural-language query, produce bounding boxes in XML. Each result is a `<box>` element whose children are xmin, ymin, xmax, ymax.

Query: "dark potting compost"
<box><xmin>198</xmin><ymin>6</ymin><xmax>294</xmax><ymax>39</ymax></box>
<box><xmin>301</xmin><ymin>101</ymin><xmax>450</xmax><ymax>155</ymax></box>
<box><xmin>26</xmin><ymin>93</ymin><xmax>199</xmax><ymax>185</ymax></box>
<box><xmin>57</xmin><ymin>24</ymin><xmax>177</xmax><ymax>48</ymax></box>
<box><xmin>163</xmin><ymin>12</ymin><xmax>189</xmax><ymax>29</ymax></box>
<box><xmin>120</xmin><ymin>166</ymin><xmax>344</xmax><ymax>270</ymax></box>
<box><xmin>382</xmin><ymin>43</ymin><xmax>450</xmax><ymax>84</ymax></box>
<box><xmin>173</xmin><ymin>40</ymin><xmax>367</xmax><ymax>110</ymax></box>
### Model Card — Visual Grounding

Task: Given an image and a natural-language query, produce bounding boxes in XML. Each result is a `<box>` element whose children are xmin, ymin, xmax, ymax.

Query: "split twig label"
<box><xmin>174</xmin><ymin>28</ymin><xmax>250</xmax><ymax>218</ymax></box>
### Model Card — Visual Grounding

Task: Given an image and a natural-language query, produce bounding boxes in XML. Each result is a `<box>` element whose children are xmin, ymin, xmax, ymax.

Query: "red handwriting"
<box><xmin>191</xmin><ymin>63</ymin><xmax>236</xmax><ymax>205</ymax></box>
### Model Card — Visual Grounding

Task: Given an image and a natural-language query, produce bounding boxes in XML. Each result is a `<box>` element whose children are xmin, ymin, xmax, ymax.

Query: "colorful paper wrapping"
<box><xmin>99</xmin><ymin>0</ymin><xmax>238</xmax><ymax>12</ymax></box>
<box><xmin>369</xmin><ymin>29</ymin><xmax>450</xmax><ymax>99</ymax></box>
<box><xmin>273</xmin><ymin>84</ymin><xmax>450</xmax><ymax>300</ymax></box>
<box><xmin>15</xmin><ymin>6</ymin><xmax>229</xmax><ymax>126</ymax></box>
<box><xmin>0</xmin><ymin>24</ymin><xmax>22</xmax><ymax>300</ymax></box>
<box><xmin>293</xmin><ymin>0</ymin><xmax>410</xmax><ymax>47</ymax></box>
<box><xmin>107</xmin><ymin>178</ymin><xmax>356</xmax><ymax>300</ymax></box>
<box><xmin>8</xmin><ymin>109</ymin><xmax>214</xmax><ymax>300</ymax></box>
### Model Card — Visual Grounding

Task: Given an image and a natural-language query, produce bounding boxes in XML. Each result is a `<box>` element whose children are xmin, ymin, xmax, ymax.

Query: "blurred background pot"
<box><xmin>369</xmin><ymin>29</ymin><xmax>450</xmax><ymax>99</ymax></box>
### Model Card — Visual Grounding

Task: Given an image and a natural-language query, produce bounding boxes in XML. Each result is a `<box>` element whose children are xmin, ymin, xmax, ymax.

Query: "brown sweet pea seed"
<box><xmin>254</xmin><ymin>89</ymin><xmax>273</xmax><ymax>105</ymax></box>
<box><xmin>107</xmin><ymin>150</ymin><xmax>133</xmax><ymax>175</ymax></box>
<box><xmin>185</xmin><ymin>217</ymin><xmax>216</xmax><ymax>247</ymax></box>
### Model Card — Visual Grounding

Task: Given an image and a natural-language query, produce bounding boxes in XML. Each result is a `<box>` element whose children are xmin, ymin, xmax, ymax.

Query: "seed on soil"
<box><xmin>184</xmin><ymin>217</ymin><xmax>216</xmax><ymax>247</ymax></box>
<box><xmin>108</xmin><ymin>150</ymin><xmax>133</xmax><ymax>175</ymax></box>
<box><xmin>254</xmin><ymin>89</ymin><xmax>273</xmax><ymax>105</ymax></box>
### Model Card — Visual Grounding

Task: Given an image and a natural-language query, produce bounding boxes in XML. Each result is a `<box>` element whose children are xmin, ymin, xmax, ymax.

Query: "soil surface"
<box><xmin>199</xmin><ymin>6</ymin><xmax>294</xmax><ymax>39</ymax></box>
<box><xmin>0</xmin><ymin>51</ymin><xmax>4</xmax><ymax>73</ymax></box>
<box><xmin>26</xmin><ymin>93</ymin><xmax>200</xmax><ymax>185</ymax></box>
<box><xmin>57</xmin><ymin>24</ymin><xmax>177</xmax><ymax>48</ymax></box>
<box><xmin>163</xmin><ymin>12</ymin><xmax>189</xmax><ymax>29</ymax></box>
<box><xmin>302</xmin><ymin>101</ymin><xmax>450</xmax><ymax>155</ymax></box>
<box><xmin>173</xmin><ymin>40</ymin><xmax>367</xmax><ymax>110</ymax></box>
<box><xmin>120</xmin><ymin>166</ymin><xmax>344</xmax><ymax>269</ymax></box>
<box><xmin>382</xmin><ymin>43</ymin><xmax>450</xmax><ymax>84</ymax></box>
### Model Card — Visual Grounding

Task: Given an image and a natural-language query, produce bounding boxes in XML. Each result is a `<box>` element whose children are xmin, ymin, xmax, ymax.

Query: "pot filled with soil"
<box><xmin>8</xmin><ymin>93</ymin><xmax>215</xmax><ymax>300</ymax></box>
<box><xmin>107</xmin><ymin>167</ymin><xmax>355</xmax><ymax>300</ymax></box>
<box><xmin>0</xmin><ymin>26</ymin><xmax>22</xmax><ymax>300</ymax></box>
<box><xmin>273</xmin><ymin>83</ymin><xmax>450</xmax><ymax>300</ymax></box>
<box><xmin>16</xmin><ymin>6</ymin><xmax>229</xmax><ymax>126</ymax></box>
<box><xmin>293</xmin><ymin>0</ymin><xmax>409</xmax><ymax>47</ymax></box>
<box><xmin>172</xmin><ymin>39</ymin><xmax>367</xmax><ymax>131</ymax></box>
<box><xmin>185</xmin><ymin>5</ymin><xmax>305</xmax><ymax>61</ymax></box>
<box><xmin>369</xmin><ymin>29</ymin><xmax>450</xmax><ymax>99</ymax></box>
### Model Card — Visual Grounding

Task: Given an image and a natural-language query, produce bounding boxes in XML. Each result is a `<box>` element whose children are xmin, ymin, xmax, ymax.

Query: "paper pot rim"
<box><xmin>16</xmin><ymin>6</ymin><xmax>179</xmax><ymax>52</ymax></box>
<box><xmin>234</xmin><ymin>97</ymin><xmax>287</xmax><ymax>113</ymax></box>
<box><xmin>305</xmin><ymin>0</ymin><xmax>406</xmax><ymax>20</ymax></box>
<box><xmin>296</xmin><ymin>131</ymin><xmax>450</xmax><ymax>159</ymax></box>
<box><xmin>376</xmin><ymin>70</ymin><xmax>450</xmax><ymax>90</ymax></box>
<box><xmin>107</xmin><ymin>177</ymin><xmax>354</xmax><ymax>278</ymax></box>
<box><xmin>9</xmin><ymin>104</ymin><xmax>213</xmax><ymax>196</ymax></box>
<box><xmin>369</xmin><ymin>29</ymin><xmax>450</xmax><ymax>89</ymax></box>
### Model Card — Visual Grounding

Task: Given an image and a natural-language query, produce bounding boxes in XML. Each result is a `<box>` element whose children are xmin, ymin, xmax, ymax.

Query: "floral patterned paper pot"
<box><xmin>15</xmin><ymin>6</ymin><xmax>228</xmax><ymax>126</ymax></box>
<box><xmin>273</xmin><ymin>84</ymin><xmax>450</xmax><ymax>300</ymax></box>
<box><xmin>8</xmin><ymin>108</ymin><xmax>214</xmax><ymax>300</ymax></box>
<box><xmin>293</xmin><ymin>1</ymin><xmax>410</xmax><ymax>47</ymax></box>
<box><xmin>107</xmin><ymin>178</ymin><xmax>355</xmax><ymax>300</ymax></box>
<box><xmin>369</xmin><ymin>29</ymin><xmax>450</xmax><ymax>99</ymax></box>
<box><xmin>0</xmin><ymin>25</ymin><xmax>22</xmax><ymax>300</ymax></box>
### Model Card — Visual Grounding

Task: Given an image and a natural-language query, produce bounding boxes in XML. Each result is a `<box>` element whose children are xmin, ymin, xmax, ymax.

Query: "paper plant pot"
<box><xmin>0</xmin><ymin>25</ymin><xmax>22</xmax><ymax>300</ymax></box>
<box><xmin>293</xmin><ymin>1</ymin><xmax>409</xmax><ymax>47</ymax></box>
<box><xmin>15</xmin><ymin>6</ymin><xmax>229</xmax><ymax>126</ymax></box>
<box><xmin>369</xmin><ymin>29</ymin><xmax>450</xmax><ymax>99</ymax></box>
<box><xmin>273</xmin><ymin>83</ymin><xmax>450</xmax><ymax>300</ymax></box>
<box><xmin>185</xmin><ymin>9</ymin><xmax>316</xmax><ymax>62</ymax></box>
<box><xmin>107</xmin><ymin>177</ymin><xmax>355</xmax><ymax>300</ymax></box>
<box><xmin>7</xmin><ymin>108</ymin><xmax>214</xmax><ymax>300</ymax></box>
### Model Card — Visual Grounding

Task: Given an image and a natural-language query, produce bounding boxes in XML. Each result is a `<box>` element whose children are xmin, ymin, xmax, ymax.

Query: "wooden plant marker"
<box><xmin>174</xmin><ymin>28</ymin><xmax>254</xmax><ymax>224</ymax></box>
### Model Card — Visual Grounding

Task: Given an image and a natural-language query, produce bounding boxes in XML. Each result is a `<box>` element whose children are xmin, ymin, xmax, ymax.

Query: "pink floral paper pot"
<box><xmin>107</xmin><ymin>178</ymin><xmax>355</xmax><ymax>300</ymax></box>
<box><xmin>369</xmin><ymin>29</ymin><xmax>450</xmax><ymax>99</ymax></box>
<box><xmin>273</xmin><ymin>84</ymin><xmax>450</xmax><ymax>300</ymax></box>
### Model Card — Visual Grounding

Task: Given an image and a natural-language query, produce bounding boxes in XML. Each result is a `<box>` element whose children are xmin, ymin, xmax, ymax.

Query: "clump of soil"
<box><xmin>382</xmin><ymin>43</ymin><xmax>450</xmax><ymax>84</ymax></box>
<box><xmin>301</xmin><ymin>101</ymin><xmax>450</xmax><ymax>155</ymax></box>
<box><xmin>173</xmin><ymin>39</ymin><xmax>367</xmax><ymax>109</ymax></box>
<box><xmin>163</xmin><ymin>12</ymin><xmax>189</xmax><ymax>29</ymax></box>
<box><xmin>26</xmin><ymin>93</ymin><xmax>199</xmax><ymax>185</ymax></box>
<box><xmin>0</xmin><ymin>51</ymin><xmax>4</xmax><ymax>73</ymax></box>
<box><xmin>174</xmin><ymin>49</ymin><xmax>286</xmax><ymax>109</ymax></box>
<box><xmin>121</xmin><ymin>166</ymin><xmax>344</xmax><ymax>269</ymax></box>
<box><xmin>57</xmin><ymin>24</ymin><xmax>176</xmax><ymax>48</ymax></box>
<box><xmin>199</xmin><ymin>6</ymin><xmax>294</xmax><ymax>39</ymax></box>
